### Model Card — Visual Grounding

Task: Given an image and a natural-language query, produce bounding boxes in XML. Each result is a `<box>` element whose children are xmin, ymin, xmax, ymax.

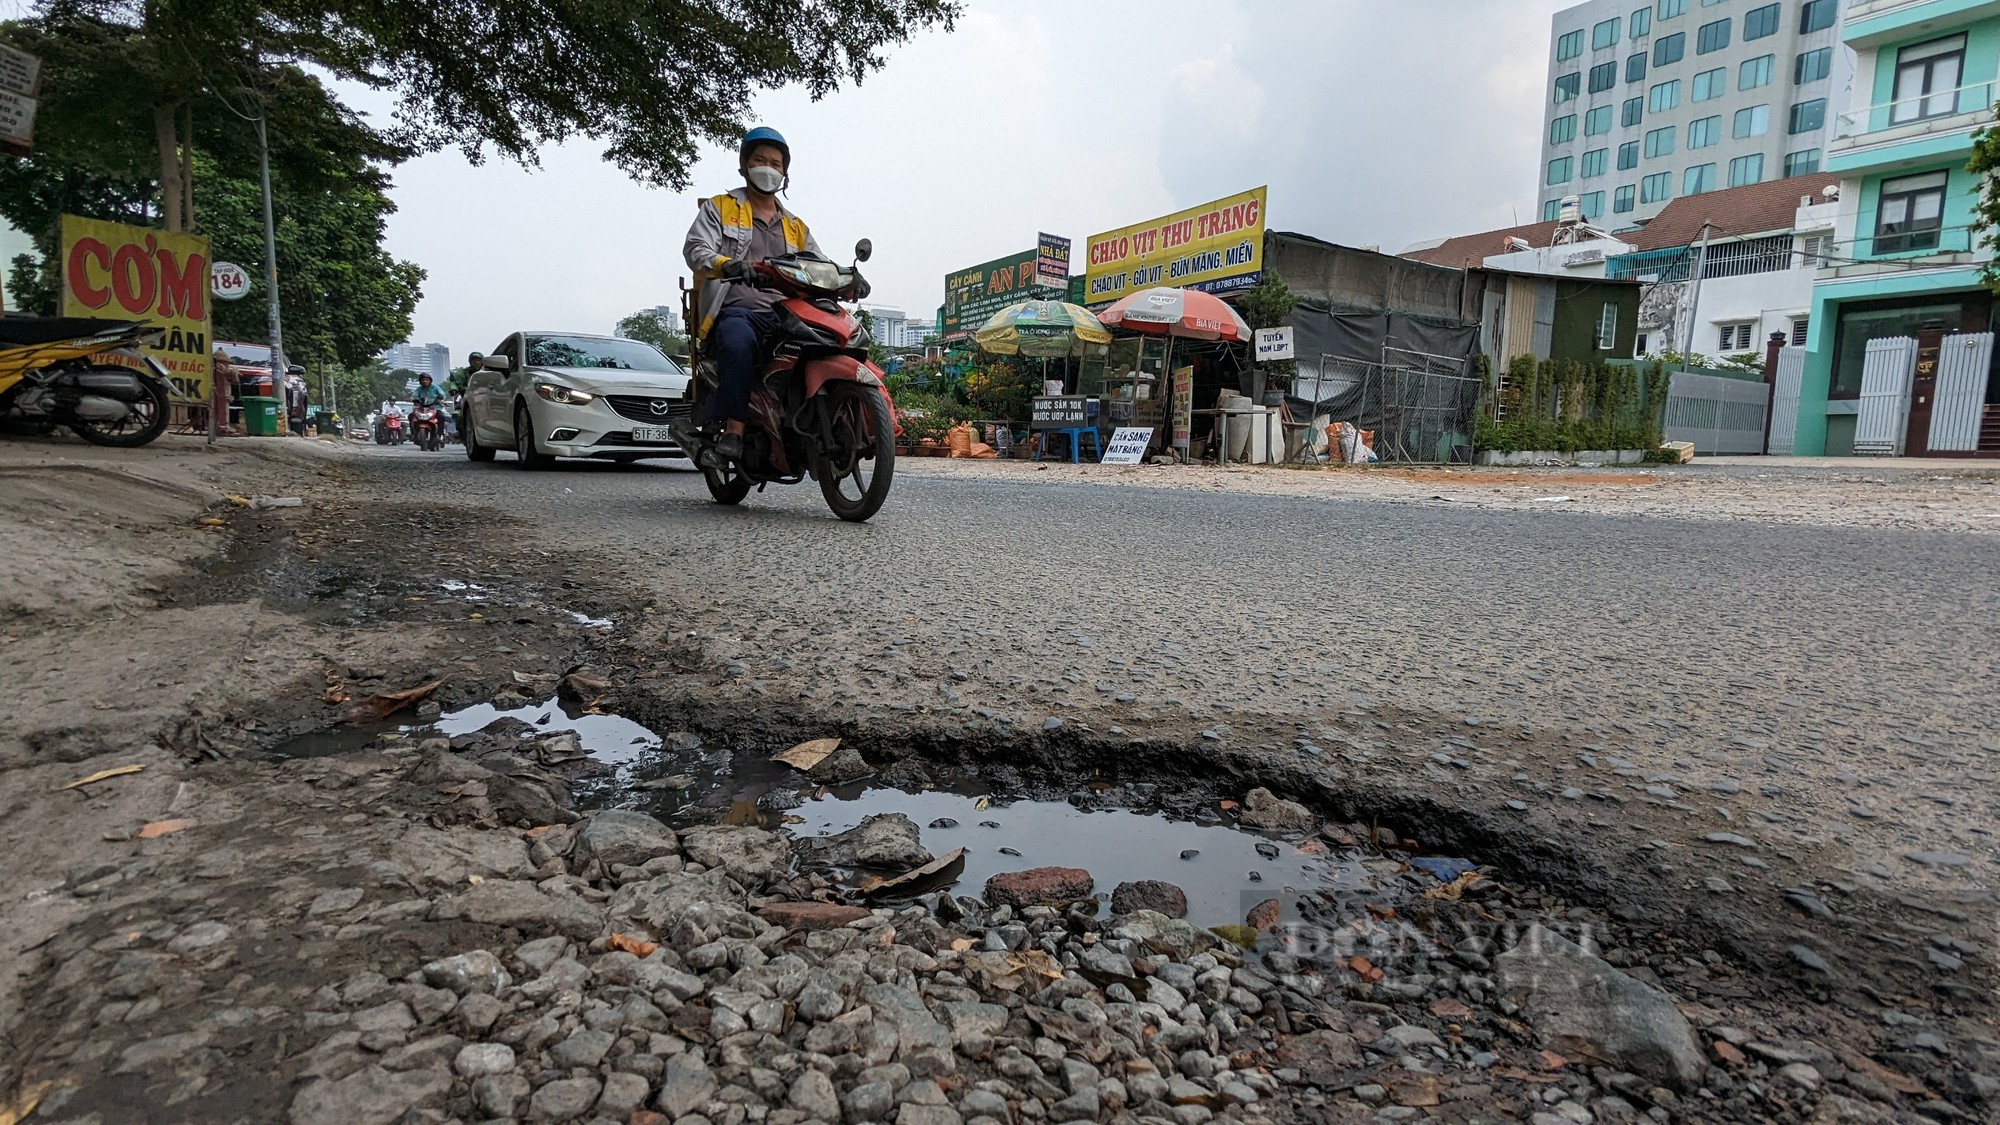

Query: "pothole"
<box><xmin>280</xmin><ymin>696</ymin><xmax>1485</xmax><ymax>932</ymax></box>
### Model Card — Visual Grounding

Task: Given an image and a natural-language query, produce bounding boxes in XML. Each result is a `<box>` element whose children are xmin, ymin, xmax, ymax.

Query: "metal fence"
<box><xmin>1290</xmin><ymin>347</ymin><xmax>1480</xmax><ymax>463</ymax></box>
<box><xmin>1662</xmin><ymin>369</ymin><xmax>1770</xmax><ymax>455</ymax></box>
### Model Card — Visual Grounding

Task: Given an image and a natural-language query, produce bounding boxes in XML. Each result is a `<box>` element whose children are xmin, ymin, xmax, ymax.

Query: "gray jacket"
<box><xmin>683</xmin><ymin>187</ymin><xmax>822</xmax><ymax>338</ymax></box>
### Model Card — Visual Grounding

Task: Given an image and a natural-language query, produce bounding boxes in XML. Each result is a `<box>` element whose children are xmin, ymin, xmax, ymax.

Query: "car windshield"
<box><xmin>525</xmin><ymin>334</ymin><xmax>681</xmax><ymax>372</ymax></box>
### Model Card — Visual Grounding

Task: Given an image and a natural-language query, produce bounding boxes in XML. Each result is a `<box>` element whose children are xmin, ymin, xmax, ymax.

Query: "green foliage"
<box><xmin>1971</xmin><ymin>115</ymin><xmax>2000</xmax><ymax>290</ymax></box>
<box><xmin>616</xmin><ymin>309</ymin><xmax>688</xmax><ymax>360</ymax></box>
<box><xmin>962</xmin><ymin>360</ymin><xmax>1037</xmax><ymax>422</ymax></box>
<box><xmin>1235</xmin><ymin>269</ymin><xmax>1299</xmax><ymax>382</ymax></box>
<box><xmin>327</xmin><ymin>358</ymin><xmax>414</xmax><ymax>413</ymax></box>
<box><xmin>889</xmin><ymin>389</ymin><xmax>968</xmax><ymax>443</ymax></box>
<box><xmin>1476</xmin><ymin>354</ymin><xmax>1667</xmax><ymax>453</ymax></box>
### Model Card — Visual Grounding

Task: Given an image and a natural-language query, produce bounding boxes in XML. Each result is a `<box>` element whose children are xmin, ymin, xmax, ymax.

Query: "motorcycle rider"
<box><xmin>410</xmin><ymin>374</ymin><xmax>446</xmax><ymax>445</ymax></box>
<box><xmin>683</xmin><ymin>126</ymin><xmax>822</xmax><ymax>465</ymax></box>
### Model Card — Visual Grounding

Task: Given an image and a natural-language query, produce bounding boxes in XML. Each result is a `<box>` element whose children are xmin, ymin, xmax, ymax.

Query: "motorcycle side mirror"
<box><xmin>854</xmin><ymin>238</ymin><xmax>872</xmax><ymax>263</ymax></box>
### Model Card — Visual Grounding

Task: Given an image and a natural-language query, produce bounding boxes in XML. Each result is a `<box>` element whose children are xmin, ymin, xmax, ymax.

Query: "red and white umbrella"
<box><xmin>1096</xmin><ymin>286</ymin><xmax>1252</xmax><ymax>342</ymax></box>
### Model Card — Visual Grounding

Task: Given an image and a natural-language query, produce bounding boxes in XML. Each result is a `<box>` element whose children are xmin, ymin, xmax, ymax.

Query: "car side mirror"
<box><xmin>482</xmin><ymin>354</ymin><xmax>514</xmax><ymax>373</ymax></box>
<box><xmin>854</xmin><ymin>238</ymin><xmax>872</xmax><ymax>263</ymax></box>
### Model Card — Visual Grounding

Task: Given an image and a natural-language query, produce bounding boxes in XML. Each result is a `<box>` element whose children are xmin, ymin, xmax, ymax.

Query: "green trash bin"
<box><xmin>242</xmin><ymin>395</ymin><xmax>282</xmax><ymax>436</ymax></box>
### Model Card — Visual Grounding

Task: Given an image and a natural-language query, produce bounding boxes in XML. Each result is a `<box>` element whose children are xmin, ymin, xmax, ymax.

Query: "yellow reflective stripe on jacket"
<box><xmin>693</xmin><ymin>193</ymin><xmax>811</xmax><ymax>338</ymax></box>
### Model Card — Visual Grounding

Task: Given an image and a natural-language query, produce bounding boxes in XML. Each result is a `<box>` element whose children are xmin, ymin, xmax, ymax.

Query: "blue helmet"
<box><xmin>739</xmin><ymin>127</ymin><xmax>790</xmax><ymax>171</ymax></box>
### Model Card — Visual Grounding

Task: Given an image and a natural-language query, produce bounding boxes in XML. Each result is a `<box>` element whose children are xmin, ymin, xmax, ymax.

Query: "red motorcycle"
<box><xmin>674</xmin><ymin>241</ymin><xmax>895</xmax><ymax>522</ymax></box>
<box><xmin>410</xmin><ymin>404</ymin><xmax>444</xmax><ymax>451</ymax></box>
<box><xmin>376</xmin><ymin>410</ymin><xmax>407</xmax><ymax>445</ymax></box>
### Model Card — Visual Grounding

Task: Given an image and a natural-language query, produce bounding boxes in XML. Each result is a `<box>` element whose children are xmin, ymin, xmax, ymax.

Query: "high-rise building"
<box><xmin>381</xmin><ymin>342</ymin><xmax>451</xmax><ymax>383</ymax></box>
<box><xmin>1536</xmin><ymin>0</ymin><xmax>1852</xmax><ymax>226</ymax></box>
<box><xmin>858</xmin><ymin>305</ymin><xmax>923</xmax><ymax>348</ymax></box>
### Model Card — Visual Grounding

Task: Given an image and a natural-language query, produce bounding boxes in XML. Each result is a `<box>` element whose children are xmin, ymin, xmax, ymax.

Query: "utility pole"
<box><xmin>1679</xmin><ymin>221</ymin><xmax>1713</xmax><ymax>371</ymax></box>
<box><xmin>253</xmin><ymin>107</ymin><xmax>288</xmax><ymax>399</ymax></box>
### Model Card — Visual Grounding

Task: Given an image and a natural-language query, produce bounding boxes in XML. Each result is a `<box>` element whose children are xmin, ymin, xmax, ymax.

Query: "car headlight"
<box><xmin>534</xmin><ymin>381</ymin><xmax>594</xmax><ymax>405</ymax></box>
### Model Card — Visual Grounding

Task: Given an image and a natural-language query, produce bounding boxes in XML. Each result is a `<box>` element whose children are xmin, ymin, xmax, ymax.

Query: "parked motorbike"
<box><xmin>410</xmin><ymin>404</ymin><xmax>444</xmax><ymax>451</ymax></box>
<box><xmin>0</xmin><ymin>315</ymin><xmax>173</xmax><ymax>447</ymax></box>
<box><xmin>672</xmin><ymin>241</ymin><xmax>895</xmax><ymax>522</ymax></box>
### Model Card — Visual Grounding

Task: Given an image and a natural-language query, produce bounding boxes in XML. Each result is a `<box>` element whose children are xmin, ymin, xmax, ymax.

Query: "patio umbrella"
<box><xmin>972</xmin><ymin>300</ymin><xmax>1112</xmax><ymax>357</ymax></box>
<box><xmin>1095</xmin><ymin>286</ymin><xmax>1252</xmax><ymax>342</ymax></box>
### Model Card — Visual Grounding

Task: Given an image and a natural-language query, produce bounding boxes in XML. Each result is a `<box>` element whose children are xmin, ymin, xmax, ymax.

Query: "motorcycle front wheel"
<box><xmin>815</xmin><ymin>382</ymin><xmax>895</xmax><ymax>523</ymax></box>
<box><xmin>70</xmin><ymin>370</ymin><xmax>170</xmax><ymax>448</ymax></box>
<box><xmin>701</xmin><ymin>456</ymin><xmax>752</xmax><ymax>505</ymax></box>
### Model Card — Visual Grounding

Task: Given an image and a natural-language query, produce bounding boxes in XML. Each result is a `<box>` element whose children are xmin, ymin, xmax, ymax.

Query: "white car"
<box><xmin>462</xmin><ymin>331</ymin><xmax>693</xmax><ymax>466</ymax></box>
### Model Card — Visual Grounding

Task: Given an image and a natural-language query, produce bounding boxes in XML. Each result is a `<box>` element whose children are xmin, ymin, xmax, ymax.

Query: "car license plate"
<box><xmin>630</xmin><ymin>426</ymin><xmax>675</xmax><ymax>444</ymax></box>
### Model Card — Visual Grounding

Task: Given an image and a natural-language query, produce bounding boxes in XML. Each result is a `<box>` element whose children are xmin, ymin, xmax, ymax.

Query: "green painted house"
<box><xmin>1796</xmin><ymin>0</ymin><xmax>2000</xmax><ymax>456</ymax></box>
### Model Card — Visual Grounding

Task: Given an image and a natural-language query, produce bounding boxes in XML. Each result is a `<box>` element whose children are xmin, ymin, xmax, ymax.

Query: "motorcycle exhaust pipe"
<box><xmin>73</xmin><ymin>395</ymin><xmax>134</xmax><ymax>422</ymax></box>
<box><xmin>69</xmin><ymin>370</ymin><xmax>153</xmax><ymax>402</ymax></box>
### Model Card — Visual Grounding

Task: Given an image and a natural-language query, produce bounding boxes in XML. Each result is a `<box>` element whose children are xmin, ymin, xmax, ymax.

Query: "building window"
<box><xmin>1543</xmin><ymin>198</ymin><xmax>1563</xmax><ymax>221</ymax></box>
<box><xmin>1627</xmin><ymin>52</ymin><xmax>1648</xmax><ymax>82</ymax></box>
<box><xmin>1734</xmin><ymin>103</ymin><xmax>1770</xmax><ymax>138</ymax></box>
<box><xmin>1594</xmin><ymin>17</ymin><xmax>1622</xmax><ymax>49</ymax></box>
<box><xmin>1641</xmin><ymin>171</ymin><xmax>1672</xmax><ymax>203</ymax></box>
<box><xmin>1590</xmin><ymin>61</ymin><xmax>1620</xmax><ymax>92</ymax></box>
<box><xmin>1615</xmin><ymin>184</ymin><xmax>1637</xmax><ymax>213</ymax></box>
<box><xmin>1790</xmin><ymin>317</ymin><xmax>1810</xmax><ymax>346</ymax></box>
<box><xmin>1631</xmin><ymin>6</ymin><xmax>1651</xmax><ymax>38</ymax></box>
<box><xmin>1874</xmin><ymin>171</ymin><xmax>1948</xmax><ymax>253</ymax></box>
<box><xmin>1598</xmin><ymin>303</ymin><xmax>1620</xmax><ymax>350</ymax></box>
<box><xmin>1622</xmin><ymin>97</ymin><xmax>1645</xmax><ymax>126</ymax></box>
<box><xmin>1800</xmin><ymin>233</ymin><xmax>1832</xmax><ymax>265</ymax></box>
<box><xmin>1788</xmin><ymin>98</ymin><xmax>1825</xmax><ymax>134</ymax></box>
<box><xmin>1783</xmin><ymin>148</ymin><xmax>1821</xmax><ymax>176</ymax></box>
<box><xmin>1618</xmin><ymin>140</ymin><xmax>1640</xmax><ymax>169</ymax></box>
<box><xmin>1580</xmin><ymin>190</ymin><xmax>1606</xmax><ymax>219</ymax></box>
<box><xmin>1636</xmin><ymin>332</ymin><xmax>1650</xmax><ymax>354</ymax></box>
<box><xmin>1557</xmin><ymin>29</ymin><xmax>1585</xmax><ymax>60</ymax></box>
<box><xmin>1551</xmin><ymin>114</ymin><xmax>1578</xmax><ymax>144</ymax></box>
<box><xmin>1799</xmin><ymin>0</ymin><xmax>1835</xmax><ymax>34</ymax></box>
<box><xmin>1684</xmin><ymin>163</ymin><xmax>1716</xmax><ymax>194</ymax></box>
<box><xmin>1649</xmin><ymin>80</ymin><xmax>1680</xmax><ymax>112</ymax></box>
<box><xmin>1582</xmin><ymin>147</ymin><xmax>1609</xmax><ymax>177</ymax></box>
<box><xmin>1547</xmin><ymin>156</ymin><xmax>1575</xmax><ymax>186</ymax></box>
<box><xmin>1697</xmin><ymin>18</ymin><xmax>1731</xmax><ymax>54</ymax></box>
<box><xmin>1555</xmin><ymin>72</ymin><xmax>1581</xmax><ymax>102</ymax></box>
<box><xmin>1586</xmin><ymin>105</ymin><xmax>1614</xmax><ymax>135</ymax></box>
<box><xmin>1740</xmin><ymin>54</ymin><xmax>1773</xmax><ymax>90</ymax></box>
<box><xmin>1728</xmin><ymin>152</ymin><xmax>1765</xmax><ymax>186</ymax></box>
<box><xmin>1645</xmin><ymin>125</ymin><xmax>1677</xmax><ymax>157</ymax></box>
<box><xmin>1689</xmin><ymin>116</ymin><xmax>1721</xmax><ymax>148</ymax></box>
<box><xmin>1693</xmin><ymin>67</ymin><xmax>1727</xmax><ymax>101</ymax></box>
<box><xmin>1657</xmin><ymin>0</ymin><xmax>1685</xmax><ymax>19</ymax></box>
<box><xmin>1654</xmin><ymin>32</ymin><xmax>1685</xmax><ymax>66</ymax></box>
<box><xmin>1892</xmin><ymin>35</ymin><xmax>1967</xmax><ymax>124</ymax></box>
<box><xmin>1795</xmin><ymin>47</ymin><xmax>1831</xmax><ymax>85</ymax></box>
<box><xmin>1717</xmin><ymin>322</ymin><xmax>1756</xmax><ymax>352</ymax></box>
<box><xmin>1744</xmin><ymin>2</ymin><xmax>1780</xmax><ymax>40</ymax></box>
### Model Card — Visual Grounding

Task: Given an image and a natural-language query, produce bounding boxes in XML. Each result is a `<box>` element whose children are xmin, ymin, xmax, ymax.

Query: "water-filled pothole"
<box><xmin>282</xmin><ymin>696</ymin><xmax>1464</xmax><ymax>928</ymax></box>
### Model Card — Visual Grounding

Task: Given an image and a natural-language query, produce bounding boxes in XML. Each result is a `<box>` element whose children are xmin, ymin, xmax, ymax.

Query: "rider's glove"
<box><xmin>718</xmin><ymin>258</ymin><xmax>750</xmax><ymax>281</ymax></box>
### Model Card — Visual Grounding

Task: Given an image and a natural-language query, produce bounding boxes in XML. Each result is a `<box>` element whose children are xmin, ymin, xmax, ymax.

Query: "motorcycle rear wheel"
<box><xmin>816</xmin><ymin>382</ymin><xmax>895</xmax><ymax>523</ymax></box>
<box><xmin>69</xmin><ymin>370</ymin><xmax>170</xmax><ymax>448</ymax></box>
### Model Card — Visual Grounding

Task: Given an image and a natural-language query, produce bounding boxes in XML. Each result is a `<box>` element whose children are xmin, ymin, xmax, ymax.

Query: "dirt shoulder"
<box><xmin>895</xmin><ymin>456</ymin><xmax>2000</xmax><ymax>535</ymax></box>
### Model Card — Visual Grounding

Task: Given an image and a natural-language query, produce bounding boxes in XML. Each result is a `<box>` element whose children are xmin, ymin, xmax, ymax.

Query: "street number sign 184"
<box><xmin>211</xmin><ymin>261</ymin><xmax>250</xmax><ymax>301</ymax></box>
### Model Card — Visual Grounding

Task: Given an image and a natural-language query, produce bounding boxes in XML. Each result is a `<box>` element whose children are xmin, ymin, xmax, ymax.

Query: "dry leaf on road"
<box><xmin>773</xmin><ymin>738</ymin><xmax>841</xmax><ymax>771</ymax></box>
<box><xmin>338</xmin><ymin>679</ymin><xmax>443</xmax><ymax>724</ymax></box>
<box><xmin>61</xmin><ymin>764</ymin><xmax>144</xmax><ymax>790</ymax></box>
<box><xmin>137</xmin><ymin>819</ymin><xmax>195</xmax><ymax>838</ymax></box>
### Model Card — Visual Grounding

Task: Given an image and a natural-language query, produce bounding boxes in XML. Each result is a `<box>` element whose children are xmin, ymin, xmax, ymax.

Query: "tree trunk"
<box><xmin>154</xmin><ymin>103</ymin><xmax>183</xmax><ymax>232</ymax></box>
<box><xmin>180</xmin><ymin>102</ymin><xmax>195</xmax><ymax>231</ymax></box>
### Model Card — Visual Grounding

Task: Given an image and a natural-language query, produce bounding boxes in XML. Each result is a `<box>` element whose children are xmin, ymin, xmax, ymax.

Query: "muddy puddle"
<box><xmin>282</xmin><ymin>696</ymin><xmax>1456</xmax><ymax>927</ymax></box>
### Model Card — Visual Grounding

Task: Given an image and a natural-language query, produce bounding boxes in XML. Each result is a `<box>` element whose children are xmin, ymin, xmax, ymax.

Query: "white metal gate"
<box><xmin>1766</xmin><ymin>346</ymin><xmax>1806</xmax><ymax>455</ymax></box>
<box><xmin>1855</xmin><ymin>336</ymin><xmax>1917</xmax><ymax>455</ymax></box>
<box><xmin>1663</xmin><ymin>371</ymin><xmax>1770</xmax><ymax>454</ymax></box>
<box><xmin>1928</xmin><ymin>331</ymin><xmax>1992</xmax><ymax>452</ymax></box>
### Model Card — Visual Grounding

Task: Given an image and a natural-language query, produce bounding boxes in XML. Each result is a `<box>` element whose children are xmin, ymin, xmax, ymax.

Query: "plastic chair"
<box><xmin>1035</xmin><ymin>427</ymin><xmax>1101</xmax><ymax>463</ymax></box>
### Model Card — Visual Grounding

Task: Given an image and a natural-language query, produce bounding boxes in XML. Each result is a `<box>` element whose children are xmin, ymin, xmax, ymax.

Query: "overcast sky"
<box><xmin>356</xmin><ymin>0</ymin><xmax>1572</xmax><ymax>357</ymax></box>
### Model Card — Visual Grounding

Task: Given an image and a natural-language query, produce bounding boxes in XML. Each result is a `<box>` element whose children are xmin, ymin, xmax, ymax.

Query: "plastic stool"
<box><xmin>1035</xmin><ymin>427</ymin><xmax>1100</xmax><ymax>463</ymax></box>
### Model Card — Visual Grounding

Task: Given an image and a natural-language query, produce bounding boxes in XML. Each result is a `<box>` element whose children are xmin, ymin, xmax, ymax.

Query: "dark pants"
<box><xmin>711</xmin><ymin>306</ymin><xmax>780</xmax><ymax>425</ymax></box>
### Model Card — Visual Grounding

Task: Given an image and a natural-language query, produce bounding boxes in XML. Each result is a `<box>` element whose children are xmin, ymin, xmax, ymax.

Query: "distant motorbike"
<box><xmin>376</xmin><ymin>411</ymin><xmax>407</xmax><ymax>445</ymax></box>
<box><xmin>0</xmin><ymin>315</ymin><xmax>172</xmax><ymax>447</ymax></box>
<box><xmin>410</xmin><ymin>404</ymin><xmax>444</xmax><ymax>451</ymax></box>
<box><xmin>672</xmin><ymin>240</ymin><xmax>896</xmax><ymax>522</ymax></box>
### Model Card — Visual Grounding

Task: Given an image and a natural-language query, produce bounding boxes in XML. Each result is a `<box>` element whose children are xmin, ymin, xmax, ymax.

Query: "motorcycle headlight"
<box><xmin>534</xmin><ymin>381</ymin><xmax>594</xmax><ymax>405</ymax></box>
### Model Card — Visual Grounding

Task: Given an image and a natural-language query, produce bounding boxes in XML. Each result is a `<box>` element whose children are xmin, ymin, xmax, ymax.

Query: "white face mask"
<box><xmin>746</xmin><ymin>165</ymin><xmax>785</xmax><ymax>194</ymax></box>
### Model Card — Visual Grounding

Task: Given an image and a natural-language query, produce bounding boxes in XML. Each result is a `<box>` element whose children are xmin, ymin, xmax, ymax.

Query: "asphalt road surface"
<box><xmin>350</xmin><ymin>442</ymin><xmax>1999</xmax><ymax>913</ymax></box>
